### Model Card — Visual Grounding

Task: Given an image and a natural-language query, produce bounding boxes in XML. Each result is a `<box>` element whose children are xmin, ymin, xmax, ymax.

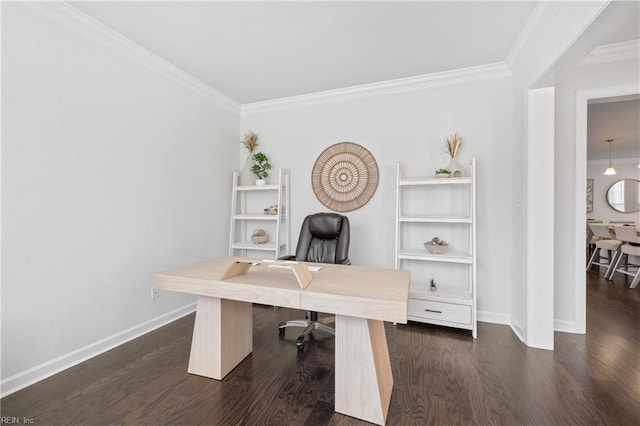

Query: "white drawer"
<box><xmin>408</xmin><ymin>299</ymin><xmax>471</xmax><ymax>325</ymax></box>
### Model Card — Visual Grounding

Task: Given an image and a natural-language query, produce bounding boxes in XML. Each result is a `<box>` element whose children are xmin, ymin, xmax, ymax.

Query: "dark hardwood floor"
<box><xmin>2</xmin><ymin>268</ymin><xmax>639</xmax><ymax>425</ymax></box>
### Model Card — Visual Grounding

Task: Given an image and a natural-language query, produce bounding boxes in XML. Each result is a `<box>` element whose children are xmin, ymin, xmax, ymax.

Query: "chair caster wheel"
<box><xmin>296</xmin><ymin>335</ymin><xmax>305</xmax><ymax>351</ymax></box>
<box><xmin>278</xmin><ymin>327</ymin><xmax>285</xmax><ymax>335</ymax></box>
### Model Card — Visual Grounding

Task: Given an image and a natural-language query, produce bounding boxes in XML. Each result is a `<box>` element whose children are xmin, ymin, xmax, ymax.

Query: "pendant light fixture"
<box><xmin>604</xmin><ymin>138</ymin><xmax>616</xmax><ymax>176</ymax></box>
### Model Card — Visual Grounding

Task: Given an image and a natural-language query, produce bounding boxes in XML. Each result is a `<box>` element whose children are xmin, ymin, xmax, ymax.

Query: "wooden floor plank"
<box><xmin>2</xmin><ymin>268</ymin><xmax>639</xmax><ymax>424</ymax></box>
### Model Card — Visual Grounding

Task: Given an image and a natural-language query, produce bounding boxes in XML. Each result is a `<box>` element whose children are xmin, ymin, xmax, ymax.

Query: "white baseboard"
<box><xmin>510</xmin><ymin>317</ymin><xmax>526</xmax><ymax>343</ymax></box>
<box><xmin>554</xmin><ymin>319</ymin><xmax>582</xmax><ymax>334</ymax></box>
<box><xmin>475</xmin><ymin>313</ymin><xmax>582</xmax><ymax>343</ymax></box>
<box><xmin>477</xmin><ymin>310</ymin><xmax>510</xmax><ymax>325</ymax></box>
<box><xmin>0</xmin><ymin>303</ymin><xmax>196</xmax><ymax>398</ymax></box>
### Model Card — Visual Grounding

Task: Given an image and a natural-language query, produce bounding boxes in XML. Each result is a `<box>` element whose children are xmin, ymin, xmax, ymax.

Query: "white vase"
<box><xmin>446</xmin><ymin>156</ymin><xmax>465</xmax><ymax>177</ymax></box>
<box><xmin>240</xmin><ymin>154</ymin><xmax>254</xmax><ymax>185</ymax></box>
<box><xmin>255</xmin><ymin>179</ymin><xmax>266</xmax><ymax>186</ymax></box>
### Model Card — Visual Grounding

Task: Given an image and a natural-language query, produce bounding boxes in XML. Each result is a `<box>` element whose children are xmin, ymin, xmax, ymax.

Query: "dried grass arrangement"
<box><xmin>241</xmin><ymin>131</ymin><xmax>258</xmax><ymax>153</ymax></box>
<box><xmin>445</xmin><ymin>132</ymin><xmax>463</xmax><ymax>158</ymax></box>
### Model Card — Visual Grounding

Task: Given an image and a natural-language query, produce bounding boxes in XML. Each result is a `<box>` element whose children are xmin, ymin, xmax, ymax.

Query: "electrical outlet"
<box><xmin>151</xmin><ymin>288</ymin><xmax>160</xmax><ymax>300</ymax></box>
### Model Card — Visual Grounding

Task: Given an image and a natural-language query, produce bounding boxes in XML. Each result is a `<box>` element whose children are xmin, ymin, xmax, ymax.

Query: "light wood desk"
<box><xmin>154</xmin><ymin>257</ymin><xmax>409</xmax><ymax>425</ymax></box>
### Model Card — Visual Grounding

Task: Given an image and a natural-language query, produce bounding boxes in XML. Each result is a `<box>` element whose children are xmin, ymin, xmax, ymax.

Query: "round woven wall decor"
<box><xmin>311</xmin><ymin>142</ymin><xmax>379</xmax><ymax>212</ymax></box>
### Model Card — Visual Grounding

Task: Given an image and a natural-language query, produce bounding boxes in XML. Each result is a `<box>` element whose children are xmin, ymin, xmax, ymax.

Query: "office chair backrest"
<box><xmin>295</xmin><ymin>213</ymin><xmax>350</xmax><ymax>264</ymax></box>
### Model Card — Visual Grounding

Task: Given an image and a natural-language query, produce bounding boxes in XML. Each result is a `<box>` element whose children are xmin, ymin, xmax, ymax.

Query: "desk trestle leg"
<box><xmin>188</xmin><ymin>296</ymin><xmax>253</xmax><ymax>380</ymax></box>
<box><xmin>334</xmin><ymin>315</ymin><xmax>393</xmax><ymax>426</ymax></box>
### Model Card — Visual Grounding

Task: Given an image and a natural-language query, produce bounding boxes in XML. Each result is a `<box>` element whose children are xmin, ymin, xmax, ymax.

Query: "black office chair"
<box><xmin>278</xmin><ymin>212</ymin><xmax>350</xmax><ymax>351</ymax></box>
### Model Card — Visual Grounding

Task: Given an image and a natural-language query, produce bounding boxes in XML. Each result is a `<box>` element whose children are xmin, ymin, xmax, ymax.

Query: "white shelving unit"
<box><xmin>395</xmin><ymin>158</ymin><xmax>477</xmax><ymax>338</ymax></box>
<box><xmin>229</xmin><ymin>169</ymin><xmax>290</xmax><ymax>259</ymax></box>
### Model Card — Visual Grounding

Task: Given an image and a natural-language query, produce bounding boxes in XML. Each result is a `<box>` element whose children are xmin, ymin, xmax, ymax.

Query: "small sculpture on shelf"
<box><xmin>263</xmin><ymin>205</ymin><xmax>278</xmax><ymax>215</ymax></box>
<box><xmin>430</xmin><ymin>278</ymin><xmax>437</xmax><ymax>292</ymax></box>
<box><xmin>251</xmin><ymin>229</ymin><xmax>268</xmax><ymax>244</ymax></box>
<box><xmin>424</xmin><ymin>236</ymin><xmax>448</xmax><ymax>254</ymax></box>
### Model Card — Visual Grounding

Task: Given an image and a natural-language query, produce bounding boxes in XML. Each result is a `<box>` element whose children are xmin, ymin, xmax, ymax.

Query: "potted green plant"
<box><xmin>435</xmin><ymin>168</ymin><xmax>451</xmax><ymax>178</ymax></box>
<box><xmin>251</xmin><ymin>152</ymin><xmax>271</xmax><ymax>185</ymax></box>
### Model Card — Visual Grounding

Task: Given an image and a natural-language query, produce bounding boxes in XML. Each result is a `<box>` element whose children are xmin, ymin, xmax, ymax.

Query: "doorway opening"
<box><xmin>575</xmin><ymin>87</ymin><xmax>640</xmax><ymax>333</ymax></box>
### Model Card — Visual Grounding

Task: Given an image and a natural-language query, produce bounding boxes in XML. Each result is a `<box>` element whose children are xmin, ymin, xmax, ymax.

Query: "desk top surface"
<box><xmin>154</xmin><ymin>257</ymin><xmax>410</xmax><ymax>323</ymax></box>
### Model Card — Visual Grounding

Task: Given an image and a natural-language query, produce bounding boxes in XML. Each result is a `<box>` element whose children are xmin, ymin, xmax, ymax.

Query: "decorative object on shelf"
<box><xmin>445</xmin><ymin>132</ymin><xmax>464</xmax><ymax>177</ymax></box>
<box><xmin>311</xmin><ymin>142</ymin><xmax>379</xmax><ymax>212</ymax></box>
<box><xmin>430</xmin><ymin>278</ymin><xmax>437</xmax><ymax>292</ymax></box>
<box><xmin>264</xmin><ymin>205</ymin><xmax>278</xmax><ymax>215</ymax></box>
<box><xmin>603</xmin><ymin>138</ymin><xmax>616</xmax><ymax>175</ymax></box>
<box><xmin>435</xmin><ymin>168</ymin><xmax>451</xmax><ymax>178</ymax></box>
<box><xmin>424</xmin><ymin>236</ymin><xmax>448</xmax><ymax>254</ymax></box>
<box><xmin>251</xmin><ymin>229</ymin><xmax>268</xmax><ymax>244</ymax></box>
<box><xmin>241</xmin><ymin>131</ymin><xmax>258</xmax><ymax>152</ymax></box>
<box><xmin>251</xmin><ymin>152</ymin><xmax>271</xmax><ymax>185</ymax></box>
<box><xmin>240</xmin><ymin>131</ymin><xmax>259</xmax><ymax>185</ymax></box>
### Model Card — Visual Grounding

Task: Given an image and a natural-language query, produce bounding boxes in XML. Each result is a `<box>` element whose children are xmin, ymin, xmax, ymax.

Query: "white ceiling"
<box><xmin>68</xmin><ymin>1</ymin><xmax>538</xmax><ymax>104</ymax></box>
<box><xmin>66</xmin><ymin>1</ymin><xmax>639</xmax><ymax>160</ymax></box>
<box><xmin>588</xmin><ymin>99</ymin><xmax>640</xmax><ymax>161</ymax></box>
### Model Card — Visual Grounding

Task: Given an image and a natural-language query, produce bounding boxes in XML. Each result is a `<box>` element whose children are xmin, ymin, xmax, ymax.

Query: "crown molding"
<box><xmin>506</xmin><ymin>1</ymin><xmax>559</xmax><ymax>70</ymax></box>
<box><xmin>241</xmin><ymin>62</ymin><xmax>511</xmax><ymax>115</ymax></box>
<box><xmin>587</xmin><ymin>157</ymin><xmax>640</xmax><ymax>166</ymax></box>
<box><xmin>579</xmin><ymin>39</ymin><xmax>640</xmax><ymax>66</ymax></box>
<box><xmin>29</xmin><ymin>1</ymin><xmax>240</xmax><ymax>114</ymax></box>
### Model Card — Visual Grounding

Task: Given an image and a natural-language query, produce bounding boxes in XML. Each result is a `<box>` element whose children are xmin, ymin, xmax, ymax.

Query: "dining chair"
<box><xmin>586</xmin><ymin>224</ymin><xmax>601</xmax><ymax>258</ymax></box>
<box><xmin>610</xmin><ymin>226</ymin><xmax>640</xmax><ymax>288</ymax></box>
<box><xmin>586</xmin><ymin>224</ymin><xmax>622</xmax><ymax>279</ymax></box>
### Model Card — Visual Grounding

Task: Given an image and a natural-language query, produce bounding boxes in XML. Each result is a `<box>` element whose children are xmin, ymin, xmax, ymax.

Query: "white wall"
<box><xmin>526</xmin><ymin>88</ymin><xmax>556</xmax><ymax>349</ymax></box>
<box><xmin>507</xmin><ymin>0</ymin><xmax>612</xmax><ymax>347</ymax></box>
<box><xmin>1</xmin><ymin>3</ymin><xmax>239</xmax><ymax>394</ymax></box>
<box><xmin>242</xmin><ymin>74</ymin><xmax>514</xmax><ymax>323</ymax></box>
<box><xmin>554</xmin><ymin>57</ymin><xmax>640</xmax><ymax>328</ymax></box>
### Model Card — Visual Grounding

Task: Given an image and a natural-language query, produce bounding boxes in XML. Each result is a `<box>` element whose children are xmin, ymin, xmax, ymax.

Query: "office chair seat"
<box><xmin>277</xmin><ymin>212</ymin><xmax>350</xmax><ymax>351</ymax></box>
